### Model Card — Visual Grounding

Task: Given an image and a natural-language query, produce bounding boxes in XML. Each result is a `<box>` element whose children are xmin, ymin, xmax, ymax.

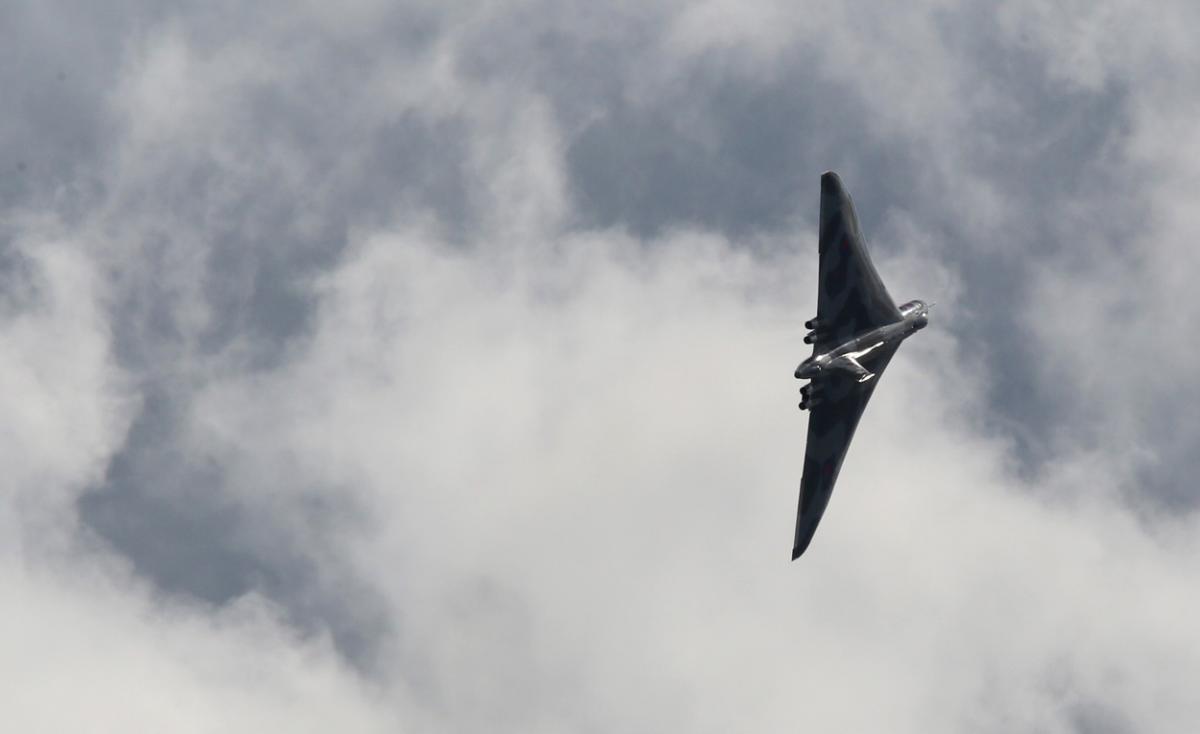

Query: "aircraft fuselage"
<box><xmin>794</xmin><ymin>300</ymin><xmax>930</xmax><ymax>382</ymax></box>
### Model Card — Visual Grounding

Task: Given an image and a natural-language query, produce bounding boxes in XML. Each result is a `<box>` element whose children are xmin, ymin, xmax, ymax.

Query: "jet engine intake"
<box><xmin>804</xmin><ymin>318</ymin><xmax>823</xmax><ymax>330</ymax></box>
<box><xmin>799</xmin><ymin>380</ymin><xmax>825</xmax><ymax>409</ymax></box>
<box><xmin>803</xmin><ymin>331</ymin><xmax>821</xmax><ymax>344</ymax></box>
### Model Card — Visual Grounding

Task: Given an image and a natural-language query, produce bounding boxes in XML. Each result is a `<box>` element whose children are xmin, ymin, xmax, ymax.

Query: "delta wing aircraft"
<box><xmin>792</xmin><ymin>172</ymin><xmax>931</xmax><ymax>559</ymax></box>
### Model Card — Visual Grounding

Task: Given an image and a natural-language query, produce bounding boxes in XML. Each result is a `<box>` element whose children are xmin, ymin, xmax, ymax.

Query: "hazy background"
<box><xmin>3</xmin><ymin>2</ymin><xmax>1199</xmax><ymax>731</ymax></box>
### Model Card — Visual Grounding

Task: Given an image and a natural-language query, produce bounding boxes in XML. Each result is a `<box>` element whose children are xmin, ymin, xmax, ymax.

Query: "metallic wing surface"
<box><xmin>812</xmin><ymin>172</ymin><xmax>902</xmax><ymax>353</ymax></box>
<box><xmin>792</xmin><ymin>343</ymin><xmax>897</xmax><ymax>559</ymax></box>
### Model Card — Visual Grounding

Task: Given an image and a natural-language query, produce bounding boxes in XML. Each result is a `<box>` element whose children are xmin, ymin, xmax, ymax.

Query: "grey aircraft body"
<box><xmin>791</xmin><ymin>172</ymin><xmax>930</xmax><ymax>559</ymax></box>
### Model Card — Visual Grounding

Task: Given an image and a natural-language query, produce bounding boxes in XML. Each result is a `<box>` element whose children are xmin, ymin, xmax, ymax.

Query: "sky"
<box><xmin>3</xmin><ymin>1</ymin><xmax>1200</xmax><ymax>731</ymax></box>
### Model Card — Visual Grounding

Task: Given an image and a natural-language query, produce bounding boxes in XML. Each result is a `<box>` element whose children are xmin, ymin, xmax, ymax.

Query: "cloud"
<box><xmin>3</xmin><ymin>1</ymin><xmax>1200</xmax><ymax>731</ymax></box>
<box><xmin>0</xmin><ymin>232</ymin><xmax>131</xmax><ymax>547</ymax></box>
<box><xmin>186</xmin><ymin>224</ymin><xmax>1200</xmax><ymax>732</ymax></box>
<box><xmin>4</xmin><ymin>558</ymin><xmax>400</xmax><ymax>731</ymax></box>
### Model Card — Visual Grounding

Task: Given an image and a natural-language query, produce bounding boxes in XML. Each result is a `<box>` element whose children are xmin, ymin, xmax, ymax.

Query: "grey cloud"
<box><xmin>12</xmin><ymin>8</ymin><xmax>481</xmax><ymax>686</ymax></box>
<box><xmin>5</xmin><ymin>1</ymin><xmax>1200</xmax><ymax>731</ymax></box>
<box><xmin>0</xmin><ymin>2</ymin><xmax>162</xmax><ymax>220</ymax></box>
<box><xmin>55</xmin><ymin>4</ymin><xmax>478</xmax><ymax>658</ymax></box>
<box><xmin>212</xmin><ymin>228</ymin><xmax>1200</xmax><ymax>732</ymax></box>
<box><xmin>447</xmin><ymin>1</ymin><xmax>1149</xmax><ymax>482</ymax></box>
<box><xmin>78</xmin><ymin>388</ymin><xmax>393</xmax><ymax>668</ymax></box>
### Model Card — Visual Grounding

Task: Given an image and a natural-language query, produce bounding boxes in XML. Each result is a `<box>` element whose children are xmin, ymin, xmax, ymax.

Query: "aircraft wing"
<box><xmin>792</xmin><ymin>342</ymin><xmax>898</xmax><ymax>559</ymax></box>
<box><xmin>812</xmin><ymin>172</ymin><xmax>902</xmax><ymax>353</ymax></box>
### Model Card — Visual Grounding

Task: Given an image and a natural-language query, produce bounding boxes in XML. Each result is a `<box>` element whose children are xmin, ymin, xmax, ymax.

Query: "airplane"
<box><xmin>791</xmin><ymin>172</ymin><xmax>931</xmax><ymax>560</ymax></box>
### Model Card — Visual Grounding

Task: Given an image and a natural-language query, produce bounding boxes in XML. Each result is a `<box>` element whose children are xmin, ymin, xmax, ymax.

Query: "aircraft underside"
<box><xmin>790</xmin><ymin>171</ymin><xmax>930</xmax><ymax>559</ymax></box>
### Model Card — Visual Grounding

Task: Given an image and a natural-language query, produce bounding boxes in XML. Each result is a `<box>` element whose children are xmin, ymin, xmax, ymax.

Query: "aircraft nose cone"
<box><xmin>795</xmin><ymin>364</ymin><xmax>804</xmax><ymax>379</ymax></box>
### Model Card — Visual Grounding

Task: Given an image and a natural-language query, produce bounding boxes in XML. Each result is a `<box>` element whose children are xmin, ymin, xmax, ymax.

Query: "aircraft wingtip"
<box><xmin>792</xmin><ymin>530</ymin><xmax>816</xmax><ymax>560</ymax></box>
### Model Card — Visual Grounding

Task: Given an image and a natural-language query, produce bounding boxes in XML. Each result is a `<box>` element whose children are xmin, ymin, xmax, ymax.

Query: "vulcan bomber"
<box><xmin>792</xmin><ymin>172</ymin><xmax>931</xmax><ymax>559</ymax></box>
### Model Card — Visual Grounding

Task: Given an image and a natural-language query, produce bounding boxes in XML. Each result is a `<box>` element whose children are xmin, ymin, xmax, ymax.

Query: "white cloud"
<box><xmin>0</xmin><ymin>231</ymin><xmax>132</xmax><ymax>549</ymax></box>
<box><xmin>3</xmin><ymin>559</ymin><xmax>400</xmax><ymax>732</ymax></box>
<box><xmin>182</xmin><ymin>220</ymin><xmax>1200</xmax><ymax>731</ymax></box>
<box><xmin>5</xmin><ymin>1</ymin><xmax>1200</xmax><ymax>731</ymax></box>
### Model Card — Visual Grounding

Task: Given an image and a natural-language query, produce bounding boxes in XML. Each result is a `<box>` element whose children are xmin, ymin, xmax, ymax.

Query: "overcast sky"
<box><xmin>4</xmin><ymin>1</ymin><xmax>1200</xmax><ymax>731</ymax></box>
